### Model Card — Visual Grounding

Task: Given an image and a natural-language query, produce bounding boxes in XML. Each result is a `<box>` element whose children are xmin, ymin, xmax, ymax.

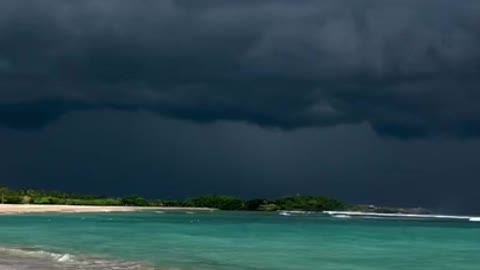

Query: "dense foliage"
<box><xmin>183</xmin><ymin>195</ymin><xmax>245</xmax><ymax>210</ymax></box>
<box><xmin>0</xmin><ymin>186</ymin><xmax>345</xmax><ymax>211</ymax></box>
<box><xmin>270</xmin><ymin>196</ymin><xmax>345</xmax><ymax>211</ymax></box>
<box><xmin>0</xmin><ymin>187</ymin><xmax>124</xmax><ymax>206</ymax></box>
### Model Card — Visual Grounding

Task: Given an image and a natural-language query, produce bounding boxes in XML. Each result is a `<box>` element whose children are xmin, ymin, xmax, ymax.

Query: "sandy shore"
<box><xmin>0</xmin><ymin>204</ymin><xmax>214</xmax><ymax>214</ymax></box>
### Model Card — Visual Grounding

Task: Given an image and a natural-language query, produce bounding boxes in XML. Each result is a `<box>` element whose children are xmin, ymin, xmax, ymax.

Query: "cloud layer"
<box><xmin>1</xmin><ymin>0</ymin><xmax>480</xmax><ymax>137</ymax></box>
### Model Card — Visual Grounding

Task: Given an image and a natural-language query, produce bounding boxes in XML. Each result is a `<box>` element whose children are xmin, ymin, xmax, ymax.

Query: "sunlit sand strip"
<box><xmin>0</xmin><ymin>204</ymin><xmax>214</xmax><ymax>214</ymax></box>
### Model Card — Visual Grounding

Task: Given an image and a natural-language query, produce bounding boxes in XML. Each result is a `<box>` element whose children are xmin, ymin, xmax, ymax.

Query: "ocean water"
<box><xmin>0</xmin><ymin>211</ymin><xmax>479</xmax><ymax>270</ymax></box>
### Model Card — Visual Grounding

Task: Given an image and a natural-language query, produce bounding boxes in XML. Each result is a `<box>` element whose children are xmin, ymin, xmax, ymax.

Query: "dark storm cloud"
<box><xmin>1</xmin><ymin>0</ymin><xmax>480</xmax><ymax>137</ymax></box>
<box><xmin>2</xmin><ymin>111</ymin><xmax>480</xmax><ymax>213</ymax></box>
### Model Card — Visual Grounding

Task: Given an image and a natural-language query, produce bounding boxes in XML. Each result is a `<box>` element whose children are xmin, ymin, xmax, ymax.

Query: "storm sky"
<box><xmin>1</xmin><ymin>0</ymin><xmax>480</xmax><ymax>213</ymax></box>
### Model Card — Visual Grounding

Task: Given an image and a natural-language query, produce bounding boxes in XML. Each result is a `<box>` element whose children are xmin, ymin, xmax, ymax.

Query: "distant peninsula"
<box><xmin>0</xmin><ymin>186</ymin><xmax>429</xmax><ymax>214</ymax></box>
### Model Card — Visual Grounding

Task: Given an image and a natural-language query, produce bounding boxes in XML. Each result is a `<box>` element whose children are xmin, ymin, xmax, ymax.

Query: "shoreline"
<box><xmin>0</xmin><ymin>204</ymin><xmax>215</xmax><ymax>214</ymax></box>
<box><xmin>0</xmin><ymin>246</ymin><xmax>157</xmax><ymax>270</ymax></box>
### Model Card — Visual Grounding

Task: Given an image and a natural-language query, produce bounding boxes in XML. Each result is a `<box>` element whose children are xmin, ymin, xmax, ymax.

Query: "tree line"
<box><xmin>0</xmin><ymin>186</ymin><xmax>345</xmax><ymax>211</ymax></box>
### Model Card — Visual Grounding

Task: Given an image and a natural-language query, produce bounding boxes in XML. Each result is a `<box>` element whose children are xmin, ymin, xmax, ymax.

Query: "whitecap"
<box><xmin>56</xmin><ymin>254</ymin><xmax>72</xmax><ymax>262</ymax></box>
<box><xmin>0</xmin><ymin>247</ymin><xmax>158</xmax><ymax>270</ymax></box>
<box><xmin>332</xmin><ymin>214</ymin><xmax>351</xmax><ymax>219</ymax></box>
<box><xmin>324</xmin><ymin>211</ymin><xmax>478</xmax><ymax>221</ymax></box>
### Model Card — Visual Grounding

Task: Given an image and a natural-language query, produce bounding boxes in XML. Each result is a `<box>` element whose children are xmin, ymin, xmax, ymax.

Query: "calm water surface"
<box><xmin>0</xmin><ymin>211</ymin><xmax>479</xmax><ymax>269</ymax></box>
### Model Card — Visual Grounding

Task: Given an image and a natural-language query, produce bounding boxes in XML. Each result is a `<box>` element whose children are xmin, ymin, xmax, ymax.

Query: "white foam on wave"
<box><xmin>0</xmin><ymin>247</ymin><xmax>74</xmax><ymax>263</ymax></box>
<box><xmin>0</xmin><ymin>247</ymin><xmax>158</xmax><ymax>270</ymax></box>
<box><xmin>278</xmin><ymin>211</ymin><xmax>292</xmax><ymax>216</ymax></box>
<box><xmin>324</xmin><ymin>211</ymin><xmax>480</xmax><ymax>222</ymax></box>
<box><xmin>332</xmin><ymin>214</ymin><xmax>351</xmax><ymax>219</ymax></box>
<box><xmin>56</xmin><ymin>253</ymin><xmax>72</xmax><ymax>262</ymax></box>
<box><xmin>278</xmin><ymin>210</ymin><xmax>315</xmax><ymax>216</ymax></box>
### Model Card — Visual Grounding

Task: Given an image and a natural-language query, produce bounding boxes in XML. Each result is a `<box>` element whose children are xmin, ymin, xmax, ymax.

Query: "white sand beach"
<box><xmin>0</xmin><ymin>204</ymin><xmax>213</xmax><ymax>214</ymax></box>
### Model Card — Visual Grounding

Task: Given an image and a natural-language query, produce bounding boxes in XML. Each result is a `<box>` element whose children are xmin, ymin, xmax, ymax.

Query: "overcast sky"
<box><xmin>1</xmin><ymin>0</ymin><xmax>480</xmax><ymax>213</ymax></box>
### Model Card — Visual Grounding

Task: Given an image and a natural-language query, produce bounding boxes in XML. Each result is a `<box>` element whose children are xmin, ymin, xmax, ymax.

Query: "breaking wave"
<box><xmin>0</xmin><ymin>247</ymin><xmax>159</xmax><ymax>270</ymax></box>
<box><xmin>324</xmin><ymin>211</ymin><xmax>480</xmax><ymax>222</ymax></box>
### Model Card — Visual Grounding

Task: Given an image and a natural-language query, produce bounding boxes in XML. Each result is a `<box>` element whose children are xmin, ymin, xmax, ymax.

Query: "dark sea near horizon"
<box><xmin>0</xmin><ymin>211</ymin><xmax>479</xmax><ymax>270</ymax></box>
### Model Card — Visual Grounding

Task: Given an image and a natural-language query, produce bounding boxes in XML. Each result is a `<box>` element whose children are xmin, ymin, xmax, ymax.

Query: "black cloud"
<box><xmin>1</xmin><ymin>0</ymin><xmax>480</xmax><ymax>137</ymax></box>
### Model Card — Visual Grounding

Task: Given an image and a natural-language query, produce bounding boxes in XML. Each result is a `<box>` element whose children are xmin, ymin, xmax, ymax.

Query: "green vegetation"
<box><xmin>0</xmin><ymin>186</ymin><xmax>346</xmax><ymax>211</ymax></box>
<box><xmin>270</xmin><ymin>196</ymin><xmax>345</xmax><ymax>211</ymax></box>
<box><xmin>183</xmin><ymin>195</ymin><xmax>245</xmax><ymax>210</ymax></box>
<box><xmin>0</xmin><ymin>187</ymin><xmax>125</xmax><ymax>206</ymax></box>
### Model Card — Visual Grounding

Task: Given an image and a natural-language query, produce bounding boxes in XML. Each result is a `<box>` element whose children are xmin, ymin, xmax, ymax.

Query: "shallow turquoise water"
<box><xmin>0</xmin><ymin>211</ymin><xmax>479</xmax><ymax>269</ymax></box>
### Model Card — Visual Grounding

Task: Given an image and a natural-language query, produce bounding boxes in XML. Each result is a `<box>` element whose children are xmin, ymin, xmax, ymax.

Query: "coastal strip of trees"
<box><xmin>0</xmin><ymin>186</ymin><xmax>345</xmax><ymax>211</ymax></box>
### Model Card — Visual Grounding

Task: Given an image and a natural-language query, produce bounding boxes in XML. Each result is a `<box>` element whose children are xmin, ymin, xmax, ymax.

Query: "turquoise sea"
<box><xmin>0</xmin><ymin>211</ymin><xmax>479</xmax><ymax>270</ymax></box>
